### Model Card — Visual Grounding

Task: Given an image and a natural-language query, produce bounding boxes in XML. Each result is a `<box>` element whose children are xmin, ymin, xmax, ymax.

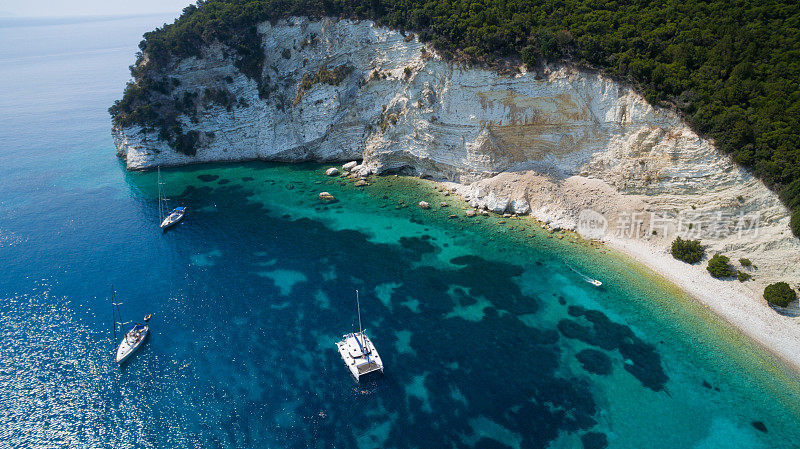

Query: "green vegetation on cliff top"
<box><xmin>109</xmin><ymin>0</ymin><xmax>800</xmax><ymax>236</ymax></box>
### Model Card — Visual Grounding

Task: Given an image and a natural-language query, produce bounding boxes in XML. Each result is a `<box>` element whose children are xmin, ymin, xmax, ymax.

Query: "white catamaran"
<box><xmin>111</xmin><ymin>287</ymin><xmax>149</xmax><ymax>364</ymax></box>
<box><xmin>336</xmin><ymin>290</ymin><xmax>384</xmax><ymax>382</ymax></box>
<box><xmin>158</xmin><ymin>166</ymin><xmax>186</xmax><ymax>229</ymax></box>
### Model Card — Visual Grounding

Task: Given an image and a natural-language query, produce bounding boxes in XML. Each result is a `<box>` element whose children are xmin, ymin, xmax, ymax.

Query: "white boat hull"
<box><xmin>336</xmin><ymin>332</ymin><xmax>383</xmax><ymax>381</ymax></box>
<box><xmin>116</xmin><ymin>324</ymin><xmax>149</xmax><ymax>364</ymax></box>
<box><xmin>160</xmin><ymin>209</ymin><xmax>185</xmax><ymax>228</ymax></box>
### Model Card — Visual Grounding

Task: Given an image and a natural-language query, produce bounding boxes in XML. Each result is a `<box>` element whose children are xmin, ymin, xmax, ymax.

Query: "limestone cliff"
<box><xmin>113</xmin><ymin>17</ymin><xmax>799</xmax><ymax>292</ymax></box>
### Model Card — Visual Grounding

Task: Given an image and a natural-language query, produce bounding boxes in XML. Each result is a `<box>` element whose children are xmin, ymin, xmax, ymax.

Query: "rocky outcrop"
<box><xmin>113</xmin><ymin>17</ymin><xmax>800</xmax><ymax>291</ymax></box>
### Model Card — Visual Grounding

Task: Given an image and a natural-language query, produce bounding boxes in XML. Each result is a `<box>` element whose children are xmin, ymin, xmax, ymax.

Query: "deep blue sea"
<box><xmin>1</xmin><ymin>14</ymin><xmax>799</xmax><ymax>449</ymax></box>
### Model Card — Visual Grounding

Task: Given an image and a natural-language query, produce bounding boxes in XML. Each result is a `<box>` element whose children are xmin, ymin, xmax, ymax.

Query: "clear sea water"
<box><xmin>1</xmin><ymin>14</ymin><xmax>799</xmax><ymax>449</ymax></box>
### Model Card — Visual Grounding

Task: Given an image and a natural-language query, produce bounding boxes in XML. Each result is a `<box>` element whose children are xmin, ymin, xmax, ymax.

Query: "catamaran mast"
<box><xmin>356</xmin><ymin>289</ymin><xmax>363</xmax><ymax>341</ymax></box>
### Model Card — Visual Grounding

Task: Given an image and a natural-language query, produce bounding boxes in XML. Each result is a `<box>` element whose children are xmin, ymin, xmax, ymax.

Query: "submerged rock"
<box><xmin>581</xmin><ymin>432</ymin><xmax>608</xmax><ymax>449</ymax></box>
<box><xmin>318</xmin><ymin>191</ymin><xmax>336</xmax><ymax>202</ymax></box>
<box><xmin>576</xmin><ymin>349</ymin><xmax>612</xmax><ymax>375</ymax></box>
<box><xmin>418</xmin><ymin>201</ymin><xmax>430</xmax><ymax>209</ymax></box>
<box><xmin>325</xmin><ymin>167</ymin><xmax>340</xmax><ymax>176</ymax></box>
<box><xmin>559</xmin><ymin>306</ymin><xmax>668</xmax><ymax>391</ymax></box>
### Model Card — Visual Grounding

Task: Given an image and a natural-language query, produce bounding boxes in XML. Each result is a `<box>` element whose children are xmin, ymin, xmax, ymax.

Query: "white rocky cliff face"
<box><xmin>114</xmin><ymin>17</ymin><xmax>799</xmax><ymax>291</ymax></box>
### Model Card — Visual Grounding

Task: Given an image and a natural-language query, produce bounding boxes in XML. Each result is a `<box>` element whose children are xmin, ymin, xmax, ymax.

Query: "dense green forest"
<box><xmin>109</xmin><ymin>0</ymin><xmax>800</xmax><ymax>236</ymax></box>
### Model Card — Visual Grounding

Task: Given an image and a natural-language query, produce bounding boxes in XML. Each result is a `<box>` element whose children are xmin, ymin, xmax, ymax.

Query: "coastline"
<box><xmin>605</xmin><ymin>236</ymin><xmax>800</xmax><ymax>376</ymax></box>
<box><xmin>422</xmin><ymin>175</ymin><xmax>800</xmax><ymax>377</ymax></box>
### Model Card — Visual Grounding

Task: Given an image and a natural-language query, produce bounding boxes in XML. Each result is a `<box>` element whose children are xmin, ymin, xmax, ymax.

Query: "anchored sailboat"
<box><xmin>158</xmin><ymin>166</ymin><xmax>186</xmax><ymax>229</ymax></box>
<box><xmin>336</xmin><ymin>290</ymin><xmax>384</xmax><ymax>381</ymax></box>
<box><xmin>111</xmin><ymin>286</ymin><xmax>149</xmax><ymax>364</ymax></box>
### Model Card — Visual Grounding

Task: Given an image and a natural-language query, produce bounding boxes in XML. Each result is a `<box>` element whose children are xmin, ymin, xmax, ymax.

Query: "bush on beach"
<box><xmin>707</xmin><ymin>254</ymin><xmax>735</xmax><ymax>279</ymax></box>
<box><xmin>764</xmin><ymin>282</ymin><xmax>797</xmax><ymax>308</ymax></box>
<box><xmin>671</xmin><ymin>237</ymin><xmax>704</xmax><ymax>264</ymax></box>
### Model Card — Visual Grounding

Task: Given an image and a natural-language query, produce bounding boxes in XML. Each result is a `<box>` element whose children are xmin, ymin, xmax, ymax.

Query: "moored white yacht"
<box><xmin>110</xmin><ymin>287</ymin><xmax>150</xmax><ymax>364</ymax></box>
<box><xmin>336</xmin><ymin>290</ymin><xmax>384</xmax><ymax>381</ymax></box>
<box><xmin>116</xmin><ymin>323</ymin><xmax>149</xmax><ymax>364</ymax></box>
<box><xmin>160</xmin><ymin>206</ymin><xmax>186</xmax><ymax>229</ymax></box>
<box><xmin>158</xmin><ymin>166</ymin><xmax>186</xmax><ymax>229</ymax></box>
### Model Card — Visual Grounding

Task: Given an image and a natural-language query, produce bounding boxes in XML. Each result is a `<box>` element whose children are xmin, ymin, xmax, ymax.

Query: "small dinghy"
<box><xmin>158</xmin><ymin>167</ymin><xmax>186</xmax><ymax>229</ymax></box>
<box><xmin>116</xmin><ymin>323</ymin><xmax>149</xmax><ymax>364</ymax></box>
<box><xmin>568</xmin><ymin>264</ymin><xmax>603</xmax><ymax>287</ymax></box>
<box><xmin>336</xmin><ymin>290</ymin><xmax>384</xmax><ymax>382</ymax></box>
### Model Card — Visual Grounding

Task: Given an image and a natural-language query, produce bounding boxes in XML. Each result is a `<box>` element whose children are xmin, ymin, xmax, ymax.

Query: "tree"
<box><xmin>764</xmin><ymin>282</ymin><xmax>797</xmax><ymax>307</ymax></box>
<box><xmin>671</xmin><ymin>237</ymin><xmax>704</xmax><ymax>264</ymax></box>
<box><xmin>707</xmin><ymin>254</ymin><xmax>734</xmax><ymax>278</ymax></box>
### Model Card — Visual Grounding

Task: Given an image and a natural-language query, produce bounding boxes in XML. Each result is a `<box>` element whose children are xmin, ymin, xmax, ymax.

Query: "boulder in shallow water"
<box><xmin>355</xmin><ymin>179</ymin><xmax>369</xmax><ymax>187</ymax></box>
<box><xmin>418</xmin><ymin>201</ymin><xmax>430</xmax><ymax>209</ymax></box>
<box><xmin>325</xmin><ymin>167</ymin><xmax>340</xmax><ymax>176</ymax></box>
<box><xmin>465</xmin><ymin>210</ymin><xmax>476</xmax><ymax>217</ymax></box>
<box><xmin>318</xmin><ymin>192</ymin><xmax>336</xmax><ymax>202</ymax></box>
<box><xmin>342</xmin><ymin>161</ymin><xmax>358</xmax><ymax>171</ymax></box>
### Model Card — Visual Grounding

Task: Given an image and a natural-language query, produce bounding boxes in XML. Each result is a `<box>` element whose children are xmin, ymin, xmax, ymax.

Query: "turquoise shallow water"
<box><xmin>1</xmin><ymin>14</ymin><xmax>799</xmax><ymax>449</ymax></box>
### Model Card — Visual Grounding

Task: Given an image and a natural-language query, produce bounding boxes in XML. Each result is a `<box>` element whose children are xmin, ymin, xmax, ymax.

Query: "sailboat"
<box><xmin>158</xmin><ymin>166</ymin><xmax>186</xmax><ymax>229</ymax></box>
<box><xmin>568</xmin><ymin>263</ymin><xmax>603</xmax><ymax>287</ymax></box>
<box><xmin>336</xmin><ymin>290</ymin><xmax>384</xmax><ymax>381</ymax></box>
<box><xmin>111</xmin><ymin>286</ymin><xmax>149</xmax><ymax>364</ymax></box>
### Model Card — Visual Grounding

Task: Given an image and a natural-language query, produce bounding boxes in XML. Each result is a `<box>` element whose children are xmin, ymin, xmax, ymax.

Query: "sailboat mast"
<box><xmin>111</xmin><ymin>285</ymin><xmax>117</xmax><ymax>352</ymax></box>
<box><xmin>157</xmin><ymin>167</ymin><xmax>163</xmax><ymax>221</ymax></box>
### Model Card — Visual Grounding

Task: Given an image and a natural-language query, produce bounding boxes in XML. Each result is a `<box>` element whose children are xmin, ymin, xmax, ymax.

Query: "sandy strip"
<box><xmin>606</xmin><ymin>236</ymin><xmax>800</xmax><ymax>374</ymax></box>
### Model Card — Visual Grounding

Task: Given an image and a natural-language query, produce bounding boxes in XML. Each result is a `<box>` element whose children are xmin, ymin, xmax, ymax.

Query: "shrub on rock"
<box><xmin>764</xmin><ymin>282</ymin><xmax>797</xmax><ymax>307</ymax></box>
<box><xmin>671</xmin><ymin>237</ymin><xmax>704</xmax><ymax>264</ymax></box>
